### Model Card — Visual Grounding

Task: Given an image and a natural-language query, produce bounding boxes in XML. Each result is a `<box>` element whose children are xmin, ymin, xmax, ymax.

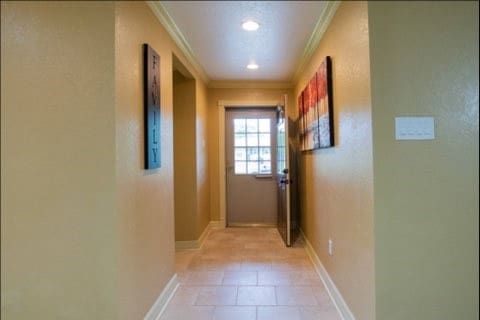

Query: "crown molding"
<box><xmin>147</xmin><ymin>1</ymin><xmax>338</xmax><ymax>88</ymax></box>
<box><xmin>208</xmin><ymin>80</ymin><xmax>293</xmax><ymax>89</ymax></box>
<box><xmin>291</xmin><ymin>1</ymin><xmax>341</xmax><ymax>84</ymax></box>
<box><xmin>146</xmin><ymin>1</ymin><xmax>210</xmax><ymax>84</ymax></box>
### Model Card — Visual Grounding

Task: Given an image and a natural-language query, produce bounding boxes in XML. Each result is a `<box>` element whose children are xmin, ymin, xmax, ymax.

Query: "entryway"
<box><xmin>225</xmin><ymin>108</ymin><xmax>278</xmax><ymax>226</ymax></box>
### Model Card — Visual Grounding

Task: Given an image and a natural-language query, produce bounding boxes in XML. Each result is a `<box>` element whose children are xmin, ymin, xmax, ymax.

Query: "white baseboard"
<box><xmin>227</xmin><ymin>222</ymin><xmax>277</xmax><ymax>228</ymax></box>
<box><xmin>197</xmin><ymin>221</ymin><xmax>212</xmax><ymax>247</ymax></box>
<box><xmin>143</xmin><ymin>273</ymin><xmax>179</xmax><ymax>320</ymax></box>
<box><xmin>300</xmin><ymin>229</ymin><xmax>355</xmax><ymax>320</ymax></box>
<box><xmin>175</xmin><ymin>221</ymin><xmax>223</xmax><ymax>251</ymax></box>
<box><xmin>209</xmin><ymin>220</ymin><xmax>226</xmax><ymax>229</ymax></box>
<box><xmin>175</xmin><ymin>240</ymin><xmax>200</xmax><ymax>251</ymax></box>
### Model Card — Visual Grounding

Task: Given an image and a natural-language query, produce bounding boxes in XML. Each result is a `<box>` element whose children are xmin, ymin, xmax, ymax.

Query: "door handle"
<box><xmin>280</xmin><ymin>179</ymin><xmax>289</xmax><ymax>184</ymax></box>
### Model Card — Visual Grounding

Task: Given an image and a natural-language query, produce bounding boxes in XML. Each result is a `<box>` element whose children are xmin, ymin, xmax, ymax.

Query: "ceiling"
<box><xmin>159</xmin><ymin>1</ymin><xmax>329</xmax><ymax>83</ymax></box>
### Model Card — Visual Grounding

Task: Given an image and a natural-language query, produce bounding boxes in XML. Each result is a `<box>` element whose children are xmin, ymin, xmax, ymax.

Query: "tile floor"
<box><xmin>160</xmin><ymin>227</ymin><xmax>341</xmax><ymax>320</ymax></box>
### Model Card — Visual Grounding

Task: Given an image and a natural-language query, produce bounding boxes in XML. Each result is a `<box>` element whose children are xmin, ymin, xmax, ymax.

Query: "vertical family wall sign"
<box><xmin>143</xmin><ymin>43</ymin><xmax>161</xmax><ymax>169</ymax></box>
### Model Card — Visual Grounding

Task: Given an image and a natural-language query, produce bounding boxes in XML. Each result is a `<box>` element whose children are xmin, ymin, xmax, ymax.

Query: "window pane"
<box><xmin>258</xmin><ymin>119</ymin><xmax>270</xmax><ymax>133</ymax></box>
<box><xmin>234</xmin><ymin>133</ymin><xmax>246</xmax><ymax>147</ymax></box>
<box><xmin>246</xmin><ymin>133</ymin><xmax>258</xmax><ymax>146</ymax></box>
<box><xmin>233</xmin><ymin>117</ymin><xmax>273</xmax><ymax>176</ymax></box>
<box><xmin>258</xmin><ymin>133</ymin><xmax>270</xmax><ymax>146</ymax></box>
<box><xmin>277</xmin><ymin>122</ymin><xmax>285</xmax><ymax>147</ymax></box>
<box><xmin>247</xmin><ymin>161</ymin><xmax>259</xmax><ymax>174</ymax></box>
<box><xmin>246</xmin><ymin>147</ymin><xmax>258</xmax><ymax>161</ymax></box>
<box><xmin>234</xmin><ymin>119</ymin><xmax>246</xmax><ymax>133</ymax></box>
<box><xmin>235</xmin><ymin>161</ymin><xmax>246</xmax><ymax>174</ymax></box>
<box><xmin>246</xmin><ymin>119</ymin><xmax>258</xmax><ymax>132</ymax></box>
<box><xmin>259</xmin><ymin>147</ymin><xmax>271</xmax><ymax>161</ymax></box>
<box><xmin>276</xmin><ymin>147</ymin><xmax>285</xmax><ymax>161</ymax></box>
<box><xmin>234</xmin><ymin>147</ymin><xmax>246</xmax><ymax>161</ymax></box>
<box><xmin>259</xmin><ymin>161</ymin><xmax>271</xmax><ymax>174</ymax></box>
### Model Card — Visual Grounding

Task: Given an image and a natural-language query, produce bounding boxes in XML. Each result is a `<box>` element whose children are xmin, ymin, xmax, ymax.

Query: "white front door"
<box><xmin>225</xmin><ymin>108</ymin><xmax>277</xmax><ymax>226</ymax></box>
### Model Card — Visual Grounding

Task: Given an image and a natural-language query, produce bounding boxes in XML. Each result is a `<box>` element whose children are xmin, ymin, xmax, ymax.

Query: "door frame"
<box><xmin>217</xmin><ymin>99</ymin><xmax>279</xmax><ymax>228</ymax></box>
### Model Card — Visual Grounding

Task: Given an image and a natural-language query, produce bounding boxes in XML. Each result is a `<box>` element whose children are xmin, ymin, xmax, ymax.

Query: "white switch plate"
<box><xmin>395</xmin><ymin>117</ymin><xmax>435</xmax><ymax>140</ymax></box>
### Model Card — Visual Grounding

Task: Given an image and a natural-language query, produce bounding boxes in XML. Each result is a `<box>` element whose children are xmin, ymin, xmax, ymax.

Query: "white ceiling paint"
<box><xmin>161</xmin><ymin>1</ymin><xmax>328</xmax><ymax>82</ymax></box>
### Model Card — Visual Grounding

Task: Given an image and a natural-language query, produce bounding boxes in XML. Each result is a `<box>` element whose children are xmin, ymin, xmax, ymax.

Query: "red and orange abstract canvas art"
<box><xmin>298</xmin><ymin>56</ymin><xmax>334</xmax><ymax>151</ymax></box>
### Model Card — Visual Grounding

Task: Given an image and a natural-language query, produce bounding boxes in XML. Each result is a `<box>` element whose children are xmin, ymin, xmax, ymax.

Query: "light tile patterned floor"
<box><xmin>161</xmin><ymin>227</ymin><xmax>341</xmax><ymax>320</ymax></box>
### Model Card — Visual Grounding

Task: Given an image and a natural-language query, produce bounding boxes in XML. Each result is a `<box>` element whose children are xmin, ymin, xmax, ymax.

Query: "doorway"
<box><xmin>172</xmin><ymin>55</ymin><xmax>197</xmax><ymax>244</ymax></box>
<box><xmin>225</xmin><ymin>108</ymin><xmax>277</xmax><ymax>226</ymax></box>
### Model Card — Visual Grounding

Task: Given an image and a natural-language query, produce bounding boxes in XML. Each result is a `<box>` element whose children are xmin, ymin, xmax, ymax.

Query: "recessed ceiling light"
<box><xmin>247</xmin><ymin>63</ymin><xmax>259</xmax><ymax>70</ymax></box>
<box><xmin>242</xmin><ymin>20</ymin><xmax>259</xmax><ymax>31</ymax></box>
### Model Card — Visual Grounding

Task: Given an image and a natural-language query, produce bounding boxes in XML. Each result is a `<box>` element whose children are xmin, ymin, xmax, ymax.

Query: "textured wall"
<box><xmin>195</xmin><ymin>80</ymin><xmax>211</xmax><ymax>238</ymax></box>
<box><xmin>115</xmin><ymin>2</ymin><xmax>174</xmax><ymax>318</ymax></box>
<box><xmin>294</xmin><ymin>2</ymin><xmax>375</xmax><ymax>319</ymax></box>
<box><xmin>369</xmin><ymin>2</ymin><xmax>479</xmax><ymax>319</ymax></box>
<box><xmin>173</xmin><ymin>78</ymin><xmax>197</xmax><ymax>241</ymax></box>
<box><xmin>115</xmin><ymin>2</ymin><xmax>211</xmax><ymax>318</ymax></box>
<box><xmin>173</xmin><ymin>76</ymin><xmax>210</xmax><ymax>242</ymax></box>
<box><xmin>1</xmin><ymin>2</ymin><xmax>117</xmax><ymax>319</ymax></box>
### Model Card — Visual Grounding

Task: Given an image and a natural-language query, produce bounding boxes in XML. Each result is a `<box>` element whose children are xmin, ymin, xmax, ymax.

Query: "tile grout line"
<box><xmin>235</xmin><ymin>284</ymin><xmax>239</xmax><ymax>306</ymax></box>
<box><xmin>276</xmin><ymin>284</ymin><xmax>279</xmax><ymax>307</ymax></box>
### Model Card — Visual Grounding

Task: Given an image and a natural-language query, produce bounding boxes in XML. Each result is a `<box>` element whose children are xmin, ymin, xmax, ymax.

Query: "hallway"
<box><xmin>161</xmin><ymin>228</ymin><xmax>340</xmax><ymax>320</ymax></box>
<box><xmin>2</xmin><ymin>2</ymin><xmax>478</xmax><ymax>319</ymax></box>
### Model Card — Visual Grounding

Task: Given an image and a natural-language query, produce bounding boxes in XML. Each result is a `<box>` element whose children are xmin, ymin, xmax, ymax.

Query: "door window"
<box><xmin>233</xmin><ymin>118</ymin><xmax>271</xmax><ymax>174</ymax></box>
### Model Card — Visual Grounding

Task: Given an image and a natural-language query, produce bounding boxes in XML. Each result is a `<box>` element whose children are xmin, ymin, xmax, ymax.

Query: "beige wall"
<box><xmin>2</xmin><ymin>1</ymin><xmax>211</xmax><ymax>319</ymax></box>
<box><xmin>369</xmin><ymin>2</ymin><xmax>479</xmax><ymax>319</ymax></box>
<box><xmin>207</xmin><ymin>87</ymin><xmax>293</xmax><ymax>222</ymax></box>
<box><xmin>173</xmin><ymin>77</ymin><xmax>197</xmax><ymax>241</ymax></box>
<box><xmin>294</xmin><ymin>2</ymin><xmax>375</xmax><ymax>319</ymax></box>
<box><xmin>172</xmin><ymin>73</ymin><xmax>210</xmax><ymax>242</ymax></box>
<box><xmin>115</xmin><ymin>2</ymin><xmax>209</xmax><ymax>318</ymax></box>
<box><xmin>195</xmin><ymin>80</ymin><xmax>211</xmax><ymax>238</ymax></box>
<box><xmin>115</xmin><ymin>2</ymin><xmax>175</xmax><ymax>318</ymax></box>
<box><xmin>1</xmin><ymin>2</ymin><xmax>118</xmax><ymax>319</ymax></box>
